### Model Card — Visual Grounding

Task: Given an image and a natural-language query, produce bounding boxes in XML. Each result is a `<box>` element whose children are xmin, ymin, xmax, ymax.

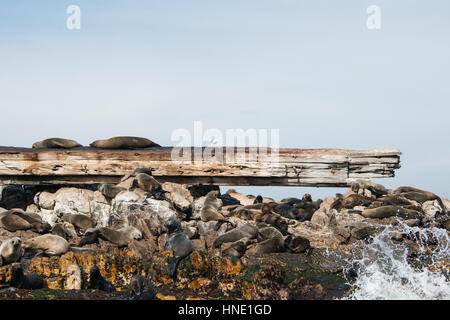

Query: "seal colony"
<box><xmin>0</xmin><ymin>138</ymin><xmax>446</xmax><ymax>299</ymax></box>
<box><xmin>0</xmin><ymin>174</ymin><xmax>448</xmax><ymax>298</ymax></box>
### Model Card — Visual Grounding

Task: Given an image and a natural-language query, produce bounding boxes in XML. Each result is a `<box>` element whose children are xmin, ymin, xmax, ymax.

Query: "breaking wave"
<box><xmin>343</xmin><ymin>220</ymin><xmax>449</xmax><ymax>300</ymax></box>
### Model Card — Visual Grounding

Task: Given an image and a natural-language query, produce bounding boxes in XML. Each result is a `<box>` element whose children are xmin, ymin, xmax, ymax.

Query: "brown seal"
<box><xmin>246</xmin><ymin>226</ymin><xmax>285</xmax><ymax>255</ymax></box>
<box><xmin>61</xmin><ymin>213</ymin><xmax>95</xmax><ymax>230</ymax></box>
<box><xmin>362</xmin><ymin>205</ymin><xmax>422</xmax><ymax>219</ymax></box>
<box><xmin>0</xmin><ymin>237</ymin><xmax>23</xmax><ymax>265</ymax></box>
<box><xmin>89</xmin><ymin>136</ymin><xmax>160</xmax><ymax>149</ymax></box>
<box><xmin>32</xmin><ymin>138</ymin><xmax>82</xmax><ymax>149</ymax></box>
<box><xmin>98</xmin><ymin>184</ymin><xmax>126</xmax><ymax>200</ymax></box>
<box><xmin>23</xmin><ymin>234</ymin><xmax>70</xmax><ymax>256</ymax></box>
<box><xmin>0</xmin><ymin>212</ymin><xmax>32</xmax><ymax>232</ymax></box>
<box><xmin>97</xmin><ymin>226</ymin><xmax>142</xmax><ymax>247</ymax></box>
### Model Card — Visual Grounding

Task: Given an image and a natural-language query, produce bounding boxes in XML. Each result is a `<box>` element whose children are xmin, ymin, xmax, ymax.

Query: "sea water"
<box><xmin>343</xmin><ymin>220</ymin><xmax>449</xmax><ymax>300</ymax></box>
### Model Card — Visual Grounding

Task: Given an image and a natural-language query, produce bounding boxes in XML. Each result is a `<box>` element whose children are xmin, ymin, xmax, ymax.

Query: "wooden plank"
<box><xmin>0</xmin><ymin>146</ymin><xmax>401</xmax><ymax>187</ymax></box>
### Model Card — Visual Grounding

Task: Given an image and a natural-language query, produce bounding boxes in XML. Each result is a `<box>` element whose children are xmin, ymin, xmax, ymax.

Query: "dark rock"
<box><xmin>188</xmin><ymin>185</ymin><xmax>220</xmax><ymax>199</ymax></box>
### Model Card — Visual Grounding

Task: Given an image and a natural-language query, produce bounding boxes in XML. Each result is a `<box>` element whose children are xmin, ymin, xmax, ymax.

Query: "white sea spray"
<box><xmin>342</xmin><ymin>220</ymin><xmax>449</xmax><ymax>300</ymax></box>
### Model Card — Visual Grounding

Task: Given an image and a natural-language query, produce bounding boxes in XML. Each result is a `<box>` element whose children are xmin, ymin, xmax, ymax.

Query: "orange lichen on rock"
<box><xmin>156</xmin><ymin>293</ymin><xmax>176</xmax><ymax>300</ymax></box>
<box><xmin>188</xmin><ymin>277</ymin><xmax>211</xmax><ymax>291</ymax></box>
<box><xmin>220</xmin><ymin>258</ymin><xmax>243</xmax><ymax>276</ymax></box>
<box><xmin>240</xmin><ymin>280</ymin><xmax>256</xmax><ymax>300</ymax></box>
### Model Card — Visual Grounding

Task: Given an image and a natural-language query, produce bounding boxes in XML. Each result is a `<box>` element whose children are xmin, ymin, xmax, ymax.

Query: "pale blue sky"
<box><xmin>0</xmin><ymin>1</ymin><xmax>449</xmax><ymax>200</ymax></box>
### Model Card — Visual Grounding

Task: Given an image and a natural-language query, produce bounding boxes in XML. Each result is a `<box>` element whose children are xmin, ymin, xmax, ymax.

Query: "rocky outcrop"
<box><xmin>0</xmin><ymin>179</ymin><xmax>448</xmax><ymax>299</ymax></box>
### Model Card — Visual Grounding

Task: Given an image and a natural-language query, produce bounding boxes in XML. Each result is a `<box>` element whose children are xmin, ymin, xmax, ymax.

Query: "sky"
<box><xmin>0</xmin><ymin>1</ymin><xmax>449</xmax><ymax>201</ymax></box>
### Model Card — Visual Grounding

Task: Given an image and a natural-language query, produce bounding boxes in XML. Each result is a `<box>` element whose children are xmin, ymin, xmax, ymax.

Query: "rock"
<box><xmin>114</xmin><ymin>191</ymin><xmax>141</xmax><ymax>203</ymax></box>
<box><xmin>350</xmin><ymin>222</ymin><xmax>378</xmax><ymax>240</ymax></box>
<box><xmin>0</xmin><ymin>186</ymin><xmax>34</xmax><ymax>210</ymax></box>
<box><xmin>422</xmin><ymin>200</ymin><xmax>441</xmax><ymax>219</ymax></box>
<box><xmin>65</xmin><ymin>264</ymin><xmax>82</xmax><ymax>289</ymax></box>
<box><xmin>90</xmin><ymin>192</ymin><xmax>111</xmax><ymax>227</ymax></box>
<box><xmin>182</xmin><ymin>221</ymin><xmax>199</xmax><ymax>239</ymax></box>
<box><xmin>331</xmin><ymin>226</ymin><xmax>351</xmax><ymax>243</ymax></box>
<box><xmin>145</xmin><ymin>199</ymin><xmax>178</xmax><ymax>224</ymax></box>
<box><xmin>192</xmin><ymin>239</ymin><xmax>207</xmax><ymax>251</ymax></box>
<box><xmin>162</xmin><ymin>183</ymin><xmax>193</xmax><ymax>212</ymax></box>
<box><xmin>405</xmin><ymin>219</ymin><xmax>420</xmax><ymax>227</ymax></box>
<box><xmin>320</xmin><ymin>196</ymin><xmax>337</xmax><ymax>213</ymax></box>
<box><xmin>128</xmin><ymin>239</ymin><xmax>157</xmax><ymax>258</ymax></box>
<box><xmin>26</xmin><ymin>204</ymin><xmax>40</xmax><ymax>213</ymax></box>
<box><xmin>34</xmin><ymin>191</ymin><xmax>56</xmax><ymax>210</ymax></box>
<box><xmin>54</xmin><ymin>188</ymin><xmax>93</xmax><ymax>216</ymax></box>
<box><xmin>38</xmin><ymin>209</ymin><xmax>58</xmax><ymax>227</ymax></box>
<box><xmin>390</xmin><ymin>232</ymin><xmax>403</xmax><ymax>242</ymax></box>
<box><xmin>188</xmin><ymin>185</ymin><xmax>220</xmax><ymax>199</ymax></box>
<box><xmin>111</xmin><ymin>200</ymin><xmax>175</xmax><ymax>238</ymax></box>
<box><xmin>310</xmin><ymin>210</ymin><xmax>332</xmax><ymax>228</ymax></box>
<box><xmin>333</xmin><ymin>210</ymin><xmax>365</xmax><ymax>229</ymax></box>
<box><xmin>157</xmin><ymin>234</ymin><xmax>167</xmax><ymax>252</ymax></box>
<box><xmin>441</xmin><ymin>198</ymin><xmax>450</xmax><ymax>211</ymax></box>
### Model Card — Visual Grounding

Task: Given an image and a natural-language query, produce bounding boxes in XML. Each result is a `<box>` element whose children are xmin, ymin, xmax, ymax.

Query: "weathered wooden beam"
<box><xmin>0</xmin><ymin>146</ymin><xmax>401</xmax><ymax>187</ymax></box>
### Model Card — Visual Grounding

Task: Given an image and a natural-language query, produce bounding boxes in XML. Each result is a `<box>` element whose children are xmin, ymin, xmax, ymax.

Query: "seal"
<box><xmin>351</xmin><ymin>179</ymin><xmax>388</xmax><ymax>197</ymax></box>
<box><xmin>87</xmin><ymin>265</ymin><xmax>115</xmax><ymax>292</ymax></box>
<box><xmin>246</xmin><ymin>226</ymin><xmax>284</xmax><ymax>255</ymax></box>
<box><xmin>89</xmin><ymin>136</ymin><xmax>160</xmax><ymax>149</ymax></box>
<box><xmin>6</xmin><ymin>209</ymin><xmax>50</xmax><ymax>234</ymax></box>
<box><xmin>10</xmin><ymin>265</ymin><xmax>45</xmax><ymax>289</ymax></box>
<box><xmin>254</xmin><ymin>203</ymin><xmax>289</xmax><ymax>235</ymax></box>
<box><xmin>98</xmin><ymin>184</ymin><xmax>126</xmax><ymax>200</ymax></box>
<box><xmin>392</xmin><ymin>186</ymin><xmax>438</xmax><ymax>199</ymax></box>
<box><xmin>23</xmin><ymin>234</ymin><xmax>70</xmax><ymax>256</ymax></box>
<box><xmin>330</xmin><ymin>194</ymin><xmax>373</xmax><ymax>211</ymax></box>
<box><xmin>129</xmin><ymin>274</ymin><xmax>157</xmax><ymax>300</ymax></box>
<box><xmin>376</xmin><ymin>195</ymin><xmax>412</xmax><ymax>206</ymax></box>
<box><xmin>32</xmin><ymin>138</ymin><xmax>82</xmax><ymax>149</ymax></box>
<box><xmin>97</xmin><ymin>226</ymin><xmax>142</xmax><ymax>247</ymax></box>
<box><xmin>220</xmin><ymin>194</ymin><xmax>241</xmax><ymax>206</ymax></box>
<box><xmin>121</xmin><ymin>168</ymin><xmax>154</xmax><ymax>182</ymax></box>
<box><xmin>213</xmin><ymin>224</ymin><xmax>259</xmax><ymax>248</ymax></box>
<box><xmin>201</xmin><ymin>190</ymin><xmax>225</xmax><ymax>222</ymax></box>
<box><xmin>0</xmin><ymin>211</ymin><xmax>32</xmax><ymax>232</ymax></box>
<box><xmin>274</xmin><ymin>203</ymin><xmax>297</xmax><ymax>220</ymax></box>
<box><xmin>79</xmin><ymin>230</ymin><xmax>99</xmax><ymax>247</ymax></box>
<box><xmin>0</xmin><ymin>237</ymin><xmax>23</xmax><ymax>265</ymax></box>
<box><xmin>61</xmin><ymin>213</ymin><xmax>95</xmax><ymax>231</ymax></box>
<box><xmin>51</xmin><ymin>223</ymin><xmax>70</xmax><ymax>240</ymax></box>
<box><xmin>280</xmin><ymin>197</ymin><xmax>302</xmax><ymax>205</ymax></box>
<box><xmin>393</xmin><ymin>187</ymin><xmax>446</xmax><ymax>214</ymax></box>
<box><xmin>221</xmin><ymin>238</ymin><xmax>251</xmax><ymax>258</ymax></box>
<box><xmin>164</xmin><ymin>217</ymin><xmax>194</xmax><ymax>279</ymax></box>
<box><xmin>253</xmin><ymin>195</ymin><xmax>263</xmax><ymax>204</ymax></box>
<box><xmin>362</xmin><ymin>205</ymin><xmax>422</xmax><ymax>220</ymax></box>
<box><xmin>133</xmin><ymin>173</ymin><xmax>161</xmax><ymax>192</ymax></box>
<box><xmin>285</xmin><ymin>235</ymin><xmax>311</xmax><ymax>253</ymax></box>
<box><xmin>200</xmin><ymin>190</ymin><xmax>234</xmax><ymax>231</ymax></box>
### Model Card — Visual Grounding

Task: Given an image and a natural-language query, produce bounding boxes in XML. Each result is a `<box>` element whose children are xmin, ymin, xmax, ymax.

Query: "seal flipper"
<box><xmin>213</xmin><ymin>220</ymin><xmax>235</xmax><ymax>232</ymax></box>
<box><xmin>437</xmin><ymin>197</ymin><xmax>448</xmax><ymax>214</ymax></box>
<box><xmin>79</xmin><ymin>231</ymin><xmax>99</xmax><ymax>247</ymax></box>
<box><xmin>168</xmin><ymin>256</ymin><xmax>182</xmax><ymax>279</ymax></box>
